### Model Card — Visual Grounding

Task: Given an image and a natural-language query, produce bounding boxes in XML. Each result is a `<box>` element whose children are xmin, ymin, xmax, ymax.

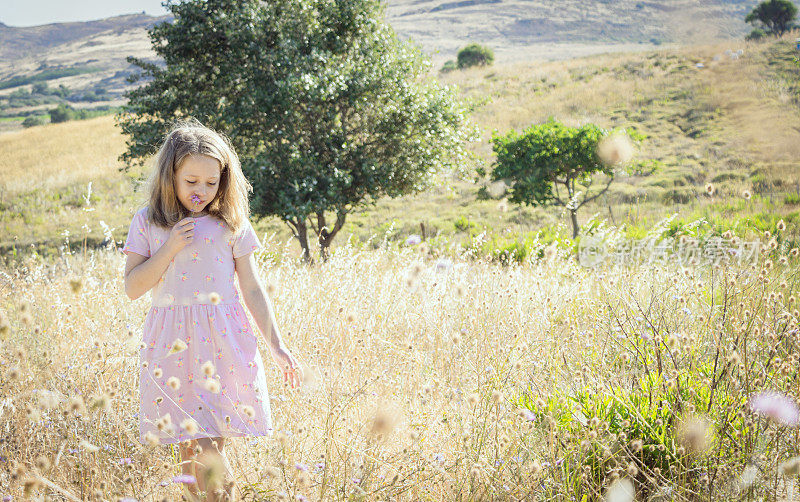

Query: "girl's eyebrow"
<box><xmin>185</xmin><ymin>175</ymin><xmax>219</xmax><ymax>180</ymax></box>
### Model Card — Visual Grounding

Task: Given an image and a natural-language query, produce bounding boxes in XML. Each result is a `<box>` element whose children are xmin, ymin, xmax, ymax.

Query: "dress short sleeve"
<box><xmin>232</xmin><ymin>220</ymin><xmax>262</xmax><ymax>258</ymax></box>
<box><xmin>123</xmin><ymin>209</ymin><xmax>151</xmax><ymax>258</ymax></box>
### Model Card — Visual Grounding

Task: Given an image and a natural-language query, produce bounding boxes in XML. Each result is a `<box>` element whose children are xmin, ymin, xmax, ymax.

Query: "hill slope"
<box><xmin>1</xmin><ymin>37</ymin><xmax>798</xmax><ymax>260</ymax></box>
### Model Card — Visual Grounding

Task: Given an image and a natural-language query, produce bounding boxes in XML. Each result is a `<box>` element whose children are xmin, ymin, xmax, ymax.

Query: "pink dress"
<box><xmin>123</xmin><ymin>207</ymin><xmax>274</xmax><ymax>445</ymax></box>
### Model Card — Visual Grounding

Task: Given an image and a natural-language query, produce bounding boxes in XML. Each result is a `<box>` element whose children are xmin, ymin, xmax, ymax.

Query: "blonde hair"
<box><xmin>139</xmin><ymin>118</ymin><xmax>253</xmax><ymax>235</ymax></box>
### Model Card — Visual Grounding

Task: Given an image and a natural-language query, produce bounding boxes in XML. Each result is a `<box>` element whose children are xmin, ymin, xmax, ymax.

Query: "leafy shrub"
<box><xmin>516</xmin><ymin>367</ymin><xmax>733</xmax><ymax>499</ymax></box>
<box><xmin>49</xmin><ymin>104</ymin><xmax>77</xmax><ymax>123</ymax></box>
<box><xmin>440</xmin><ymin>60</ymin><xmax>458</xmax><ymax>73</ymax></box>
<box><xmin>22</xmin><ymin>116</ymin><xmax>47</xmax><ymax>128</ymax></box>
<box><xmin>453</xmin><ymin>215</ymin><xmax>476</xmax><ymax>233</ymax></box>
<box><xmin>662</xmin><ymin>187</ymin><xmax>697</xmax><ymax>204</ymax></box>
<box><xmin>457</xmin><ymin>43</ymin><xmax>494</xmax><ymax>69</ymax></box>
<box><xmin>784</xmin><ymin>193</ymin><xmax>800</xmax><ymax>205</ymax></box>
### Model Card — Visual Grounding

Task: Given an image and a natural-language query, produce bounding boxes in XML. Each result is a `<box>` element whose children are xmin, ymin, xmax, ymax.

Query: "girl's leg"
<box><xmin>178</xmin><ymin>440</ymin><xmax>200</xmax><ymax>499</ymax></box>
<box><xmin>195</xmin><ymin>437</ymin><xmax>235</xmax><ymax>501</ymax></box>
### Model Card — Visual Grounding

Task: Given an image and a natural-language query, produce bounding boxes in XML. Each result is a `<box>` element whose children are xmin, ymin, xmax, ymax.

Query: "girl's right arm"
<box><xmin>124</xmin><ymin>217</ymin><xmax>196</xmax><ymax>300</ymax></box>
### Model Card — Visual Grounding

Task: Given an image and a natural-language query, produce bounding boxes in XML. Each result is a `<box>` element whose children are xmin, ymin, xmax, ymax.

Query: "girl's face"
<box><xmin>174</xmin><ymin>154</ymin><xmax>221</xmax><ymax>214</ymax></box>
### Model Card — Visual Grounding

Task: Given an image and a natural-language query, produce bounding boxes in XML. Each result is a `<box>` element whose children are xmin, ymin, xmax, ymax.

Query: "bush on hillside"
<box><xmin>746</xmin><ymin>27</ymin><xmax>768</xmax><ymax>40</ymax></box>
<box><xmin>457</xmin><ymin>43</ymin><xmax>494</xmax><ymax>69</ymax></box>
<box><xmin>440</xmin><ymin>60</ymin><xmax>458</xmax><ymax>73</ymax></box>
<box><xmin>22</xmin><ymin>116</ymin><xmax>47</xmax><ymax>128</ymax></box>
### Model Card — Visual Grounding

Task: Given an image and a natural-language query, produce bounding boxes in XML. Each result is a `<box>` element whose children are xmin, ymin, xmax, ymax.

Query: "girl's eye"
<box><xmin>186</xmin><ymin>181</ymin><xmax>195</xmax><ymax>184</ymax></box>
<box><xmin>208</xmin><ymin>183</ymin><xmax>217</xmax><ymax>186</ymax></box>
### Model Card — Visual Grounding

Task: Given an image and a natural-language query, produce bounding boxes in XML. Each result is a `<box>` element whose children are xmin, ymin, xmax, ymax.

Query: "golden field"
<box><xmin>2</xmin><ymin>230</ymin><xmax>800</xmax><ymax>499</ymax></box>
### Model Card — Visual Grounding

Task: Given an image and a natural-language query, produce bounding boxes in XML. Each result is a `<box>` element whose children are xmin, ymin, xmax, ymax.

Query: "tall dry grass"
<box><xmin>1</xmin><ymin>222</ymin><xmax>799</xmax><ymax>500</ymax></box>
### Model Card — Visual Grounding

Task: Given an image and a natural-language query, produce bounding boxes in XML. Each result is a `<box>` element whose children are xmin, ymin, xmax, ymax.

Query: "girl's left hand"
<box><xmin>268</xmin><ymin>343</ymin><xmax>303</xmax><ymax>390</ymax></box>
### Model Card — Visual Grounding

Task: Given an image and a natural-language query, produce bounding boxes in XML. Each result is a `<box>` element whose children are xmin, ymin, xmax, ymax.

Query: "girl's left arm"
<box><xmin>235</xmin><ymin>252</ymin><xmax>303</xmax><ymax>388</ymax></box>
<box><xmin>235</xmin><ymin>252</ymin><xmax>285</xmax><ymax>351</ymax></box>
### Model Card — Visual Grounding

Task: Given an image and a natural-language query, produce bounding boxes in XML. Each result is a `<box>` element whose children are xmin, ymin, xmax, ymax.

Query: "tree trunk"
<box><xmin>570</xmin><ymin>210</ymin><xmax>580</xmax><ymax>239</ymax></box>
<box><xmin>317</xmin><ymin>209</ymin><xmax>348</xmax><ymax>262</ymax></box>
<box><xmin>285</xmin><ymin>218</ymin><xmax>313</xmax><ymax>264</ymax></box>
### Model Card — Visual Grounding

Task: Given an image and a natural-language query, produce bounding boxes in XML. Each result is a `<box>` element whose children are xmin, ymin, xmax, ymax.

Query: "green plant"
<box><xmin>456</xmin><ymin>43</ymin><xmax>494</xmax><ymax>69</ymax></box>
<box><xmin>440</xmin><ymin>60</ymin><xmax>458</xmax><ymax>73</ymax></box>
<box><xmin>453</xmin><ymin>215</ymin><xmax>476</xmax><ymax>233</ymax></box>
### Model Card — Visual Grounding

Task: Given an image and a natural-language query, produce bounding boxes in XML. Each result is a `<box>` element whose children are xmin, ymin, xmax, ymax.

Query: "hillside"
<box><xmin>0</xmin><ymin>0</ymin><xmax>756</xmax><ymax>132</ymax></box>
<box><xmin>1</xmin><ymin>36</ymin><xmax>798</xmax><ymax>262</ymax></box>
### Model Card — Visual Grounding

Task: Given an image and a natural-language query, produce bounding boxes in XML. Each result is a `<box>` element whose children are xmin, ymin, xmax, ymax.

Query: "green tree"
<box><xmin>117</xmin><ymin>0</ymin><xmax>475</xmax><ymax>263</ymax></box>
<box><xmin>487</xmin><ymin>118</ymin><xmax>637</xmax><ymax>239</ymax></box>
<box><xmin>457</xmin><ymin>43</ymin><xmax>494</xmax><ymax>69</ymax></box>
<box><xmin>745</xmin><ymin>0</ymin><xmax>798</xmax><ymax>37</ymax></box>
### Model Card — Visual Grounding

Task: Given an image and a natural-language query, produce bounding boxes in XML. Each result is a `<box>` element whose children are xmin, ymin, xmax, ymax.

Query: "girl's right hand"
<box><xmin>167</xmin><ymin>217</ymin><xmax>195</xmax><ymax>253</ymax></box>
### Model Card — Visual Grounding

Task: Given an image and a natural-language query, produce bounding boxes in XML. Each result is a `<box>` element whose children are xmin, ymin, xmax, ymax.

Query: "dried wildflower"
<box><xmin>369</xmin><ymin>407</ymin><xmax>397</xmax><ymax>436</ymax></box>
<box><xmin>34</xmin><ymin>455</ymin><xmax>50</xmax><ymax>472</ymax></box>
<box><xmin>7</xmin><ymin>366</ymin><xmax>20</xmax><ymax>380</ymax></box>
<box><xmin>202</xmin><ymin>360</ymin><xmax>216</xmax><ymax>377</ymax></box>
<box><xmin>296</xmin><ymin>470</ymin><xmax>311</xmax><ymax>487</ymax></box>
<box><xmin>209</xmin><ymin>292</ymin><xmax>221</xmax><ymax>305</ymax></box>
<box><xmin>738</xmin><ymin>464</ymin><xmax>759</xmax><ymax>488</ymax></box>
<box><xmin>144</xmin><ymin>431</ymin><xmax>160</xmax><ymax>446</ymax></box>
<box><xmin>23</xmin><ymin>477</ymin><xmax>42</xmax><ymax>496</ymax></box>
<box><xmin>181</xmin><ymin>418</ymin><xmax>199</xmax><ymax>435</ymax></box>
<box><xmin>604</xmin><ymin>478</ymin><xmax>635</xmax><ymax>502</ymax></box>
<box><xmin>204</xmin><ymin>378</ymin><xmax>220</xmax><ymax>393</ymax></box>
<box><xmin>154</xmin><ymin>368</ymin><xmax>163</xmax><ymax>378</ymax></box>
<box><xmin>467</xmin><ymin>393</ymin><xmax>479</xmax><ymax>406</ymax></box>
<box><xmin>69</xmin><ymin>278</ymin><xmax>84</xmax><ymax>294</ymax></box>
<box><xmin>630</xmin><ymin>439</ymin><xmax>643</xmax><ymax>453</ymax></box>
<box><xmin>242</xmin><ymin>405</ymin><xmax>255</xmax><ymax>418</ymax></box>
<box><xmin>777</xmin><ymin>219</ymin><xmax>786</xmax><ymax>232</ymax></box>
<box><xmin>597</xmin><ymin>132</ymin><xmax>634</xmax><ymax>166</ymax></box>
<box><xmin>469</xmin><ymin>464</ymin><xmax>482</xmax><ymax>478</ymax></box>
<box><xmin>168</xmin><ymin>338</ymin><xmax>187</xmax><ymax>355</ymax></box>
<box><xmin>677</xmin><ymin>415</ymin><xmax>712</xmax><ymax>454</ymax></box>
<box><xmin>68</xmin><ymin>395</ymin><xmax>86</xmax><ymax>415</ymax></box>
<box><xmin>749</xmin><ymin>391</ymin><xmax>800</xmax><ymax>426</ymax></box>
<box><xmin>779</xmin><ymin>456</ymin><xmax>800</xmax><ymax>476</ymax></box>
<box><xmin>491</xmin><ymin>389</ymin><xmax>503</xmax><ymax>403</ymax></box>
<box><xmin>742</xmin><ymin>189</ymin><xmax>752</xmax><ymax>200</ymax></box>
<box><xmin>80</xmin><ymin>440</ymin><xmax>99</xmax><ymax>453</ymax></box>
<box><xmin>166</xmin><ymin>376</ymin><xmax>181</xmax><ymax>390</ymax></box>
<box><xmin>88</xmin><ymin>393</ymin><xmax>111</xmax><ymax>413</ymax></box>
<box><xmin>531</xmin><ymin>459</ymin><xmax>542</xmax><ymax>477</ymax></box>
<box><xmin>626</xmin><ymin>462</ymin><xmax>639</xmax><ymax>477</ymax></box>
<box><xmin>156</xmin><ymin>413</ymin><xmax>174</xmax><ymax>434</ymax></box>
<box><xmin>705</xmin><ymin>183</ymin><xmax>714</xmax><ymax>195</ymax></box>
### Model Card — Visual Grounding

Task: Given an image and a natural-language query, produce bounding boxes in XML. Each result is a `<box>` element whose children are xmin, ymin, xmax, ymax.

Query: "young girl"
<box><xmin>122</xmin><ymin>119</ymin><xmax>303</xmax><ymax>500</ymax></box>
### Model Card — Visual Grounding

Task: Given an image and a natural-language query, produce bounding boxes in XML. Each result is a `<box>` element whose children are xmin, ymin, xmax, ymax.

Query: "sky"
<box><xmin>0</xmin><ymin>1</ymin><xmax>170</xmax><ymax>27</ymax></box>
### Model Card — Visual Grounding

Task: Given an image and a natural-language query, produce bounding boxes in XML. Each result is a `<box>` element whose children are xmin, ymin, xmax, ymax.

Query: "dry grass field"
<box><xmin>1</xmin><ymin>226</ymin><xmax>799</xmax><ymax>500</ymax></box>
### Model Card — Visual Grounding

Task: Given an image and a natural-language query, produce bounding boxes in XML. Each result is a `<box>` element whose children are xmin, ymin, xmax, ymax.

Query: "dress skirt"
<box><xmin>137</xmin><ymin>301</ymin><xmax>274</xmax><ymax>445</ymax></box>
